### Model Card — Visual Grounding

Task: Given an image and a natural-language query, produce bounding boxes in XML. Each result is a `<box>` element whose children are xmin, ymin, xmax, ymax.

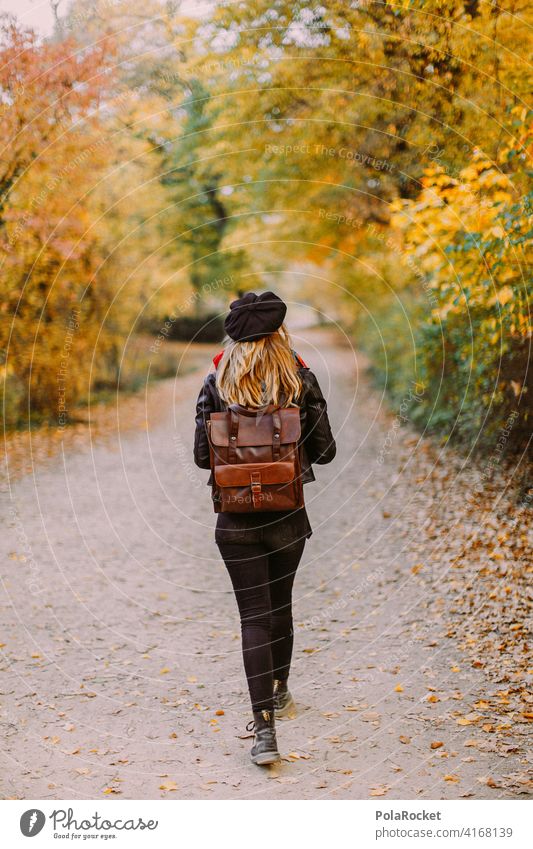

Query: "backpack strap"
<box><xmin>293</xmin><ymin>350</ymin><xmax>308</xmax><ymax>368</ymax></box>
<box><xmin>272</xmin><ymin>409</ymin><xmax>281</xmax><ymax>460</ymax></box>
<box><xmin>228</xmin><ymin>407</ymin><xmax>239</xmax><ymax>464</ymax></box>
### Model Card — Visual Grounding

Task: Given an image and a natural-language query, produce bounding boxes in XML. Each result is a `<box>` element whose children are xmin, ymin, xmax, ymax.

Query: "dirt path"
<box><xmin>1</xmin><ymin>330</ymin><xmax>530</xmax><ymax>800</ymax></box>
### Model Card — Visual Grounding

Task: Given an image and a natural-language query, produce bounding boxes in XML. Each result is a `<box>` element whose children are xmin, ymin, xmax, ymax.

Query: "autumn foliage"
<box><xmin>1</xmin><ymin>1</ymin><xmax>531</xmax><ymax>452</ymax></box>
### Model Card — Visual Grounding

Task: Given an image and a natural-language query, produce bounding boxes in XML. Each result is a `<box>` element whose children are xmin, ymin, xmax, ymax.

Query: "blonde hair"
<box><xmin>216</xmin><ymin>324</ymin><xmax>302</xmax><ymax>408</ymax></box>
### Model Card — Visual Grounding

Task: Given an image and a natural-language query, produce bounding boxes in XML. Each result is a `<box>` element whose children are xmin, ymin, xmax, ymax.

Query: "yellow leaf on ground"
<box><xmin>370</xmin><ymin>785</ymin><xmax>390</xmax><ymax>796</ymax></box>
<box><xmin>477</xmin><ymin>776</ymin><xmax>499</xmax><ymax>788</ymax></box>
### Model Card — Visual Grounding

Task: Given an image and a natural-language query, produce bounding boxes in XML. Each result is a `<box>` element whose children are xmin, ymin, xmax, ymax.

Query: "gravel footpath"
<box><xmin>1</xmin><ymin>329</ymin><xmax>529</xmax><ymax>800</ymax></box>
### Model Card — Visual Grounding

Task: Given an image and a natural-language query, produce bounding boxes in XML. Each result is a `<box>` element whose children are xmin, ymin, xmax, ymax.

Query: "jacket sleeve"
<box><xmin>301</xmin><ymin>370</ymin><xmax>337</xmax><ymax>465</ymax></box>
<box><xmin>193</xmin><ymin>376</ymin><xmax>216</xmax><ymax>469</ymax></box>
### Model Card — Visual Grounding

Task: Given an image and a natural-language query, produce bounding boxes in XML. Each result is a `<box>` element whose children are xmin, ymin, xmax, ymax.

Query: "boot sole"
<box><xmin>251</xmin><ymin>751</ymin><xmax>281</xmax><ymax>766</ymax></box>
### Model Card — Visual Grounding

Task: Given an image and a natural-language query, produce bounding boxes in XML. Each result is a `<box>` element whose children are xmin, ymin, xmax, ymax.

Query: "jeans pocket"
<box><xmin>215</xmin><ymin>527</ymin><xmax>262</xmax><ymax>546</ymax></box>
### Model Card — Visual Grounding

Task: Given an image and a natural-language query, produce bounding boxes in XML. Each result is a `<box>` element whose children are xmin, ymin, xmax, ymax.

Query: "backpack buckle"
<box><xmin>250</xmin><ymin>471</ymin><xmax>262</xmax><ymax>507</ymax></box>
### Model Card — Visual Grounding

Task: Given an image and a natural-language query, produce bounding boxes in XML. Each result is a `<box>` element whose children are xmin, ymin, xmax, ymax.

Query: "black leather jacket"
<box><xmin>193</xmin><ymin>366</ymin><xmax>337</xmax><ymax>483</ymax></box>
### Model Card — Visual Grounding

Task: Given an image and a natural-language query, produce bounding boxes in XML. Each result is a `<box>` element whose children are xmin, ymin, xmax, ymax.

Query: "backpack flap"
<box><xmin>214</xmin><ymin>461</ymin><xmax>297</xmax><ymax>510</ymax></box>
<box><xmin>209</xmin><ymin>407</ymin><xmax>301</xmax><ymax>446</ymax></box>
<box><xmin>214</xmin><ymin>461</ymin><xmax>295</xmax><ymax>487</ymax></box>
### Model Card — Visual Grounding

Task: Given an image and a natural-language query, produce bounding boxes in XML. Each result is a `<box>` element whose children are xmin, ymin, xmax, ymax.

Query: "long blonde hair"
<box><xmin>216</xmin><ymin>324</ymin><xmax>302</xmax><ymax>408</ymax></box>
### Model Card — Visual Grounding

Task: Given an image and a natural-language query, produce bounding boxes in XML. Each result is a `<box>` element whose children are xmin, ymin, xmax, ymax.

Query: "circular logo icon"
<box><xmin>20</xmin><ymin>809</ymin><xmax>46</xmax><ymax>837</ymax></box>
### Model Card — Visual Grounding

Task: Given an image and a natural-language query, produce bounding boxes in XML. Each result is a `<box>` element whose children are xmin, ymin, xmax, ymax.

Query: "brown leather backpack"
<box><xmin>207</xmin><ymin>404</ymin><xmax>304</xmax><ymax>513</ymax></box>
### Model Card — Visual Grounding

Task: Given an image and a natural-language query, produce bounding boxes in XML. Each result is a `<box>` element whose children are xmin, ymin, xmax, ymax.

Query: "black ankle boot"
<box><xmin>274</xmin><ymin>679</ymin><xmax>296</xmax><ymax>718</ymax></box>
<box><xmin>247</xmin><ymin>709</ymin><xmax>280</xmax><ymax>765</ymax></box>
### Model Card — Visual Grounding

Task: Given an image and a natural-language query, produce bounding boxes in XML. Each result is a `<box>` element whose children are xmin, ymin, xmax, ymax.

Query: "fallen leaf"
<box><xmin>159</xmin><ymin>781</ymin><xmax>178</xmax><ymax>791</ymax></box>
<box><xmin>444</xmin><ymin>774</ymin><xmax>459</xmax><ymax>782</ymax></box>
<box><xmin>370</xmin><ymin>785</ymin><xmax>390</xmax><ymax>796</ymax></box>
<box><xmin>457</xmin><ymin>713</ymin><xmax>481</xmax><ymax>725</ymax></box>
<box><xmin>477</xmin><ymin>776</ymin><xmax>499</xmax><ymax>788</ymax></box>
<box><xmin>395</xmin><ymin>684</ymin><xmax>404</xmax><ymax>693</ymax></box>
<box><xmin>399</xmin><ymin>735</ymin><xmax>411</xmax><ymax>744</ymax></box>
<box><xmin>431</xmin><ymin>741</ymin><xmax>444</xmax><ymax>749</ymax></box>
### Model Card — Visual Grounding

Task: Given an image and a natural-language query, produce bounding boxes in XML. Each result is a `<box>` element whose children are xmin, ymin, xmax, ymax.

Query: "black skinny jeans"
<box><xmin>217</xmin><ymin>536</ymin><xmax>306</xmax><ymax>713</ymax></box>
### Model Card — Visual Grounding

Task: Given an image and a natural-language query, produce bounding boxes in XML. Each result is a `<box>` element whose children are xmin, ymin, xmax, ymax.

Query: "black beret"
<box><xmin>224</xmin><ymin>291</ymin><xmax>287</xmax><ymax>342</ymax></box>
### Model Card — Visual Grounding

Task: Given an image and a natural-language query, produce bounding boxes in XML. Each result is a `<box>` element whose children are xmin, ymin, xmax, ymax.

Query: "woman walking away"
<box><xmin>193</xmin><ymin>291</ymin><xmax>336</xmax><ymax>765</ymax></box>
